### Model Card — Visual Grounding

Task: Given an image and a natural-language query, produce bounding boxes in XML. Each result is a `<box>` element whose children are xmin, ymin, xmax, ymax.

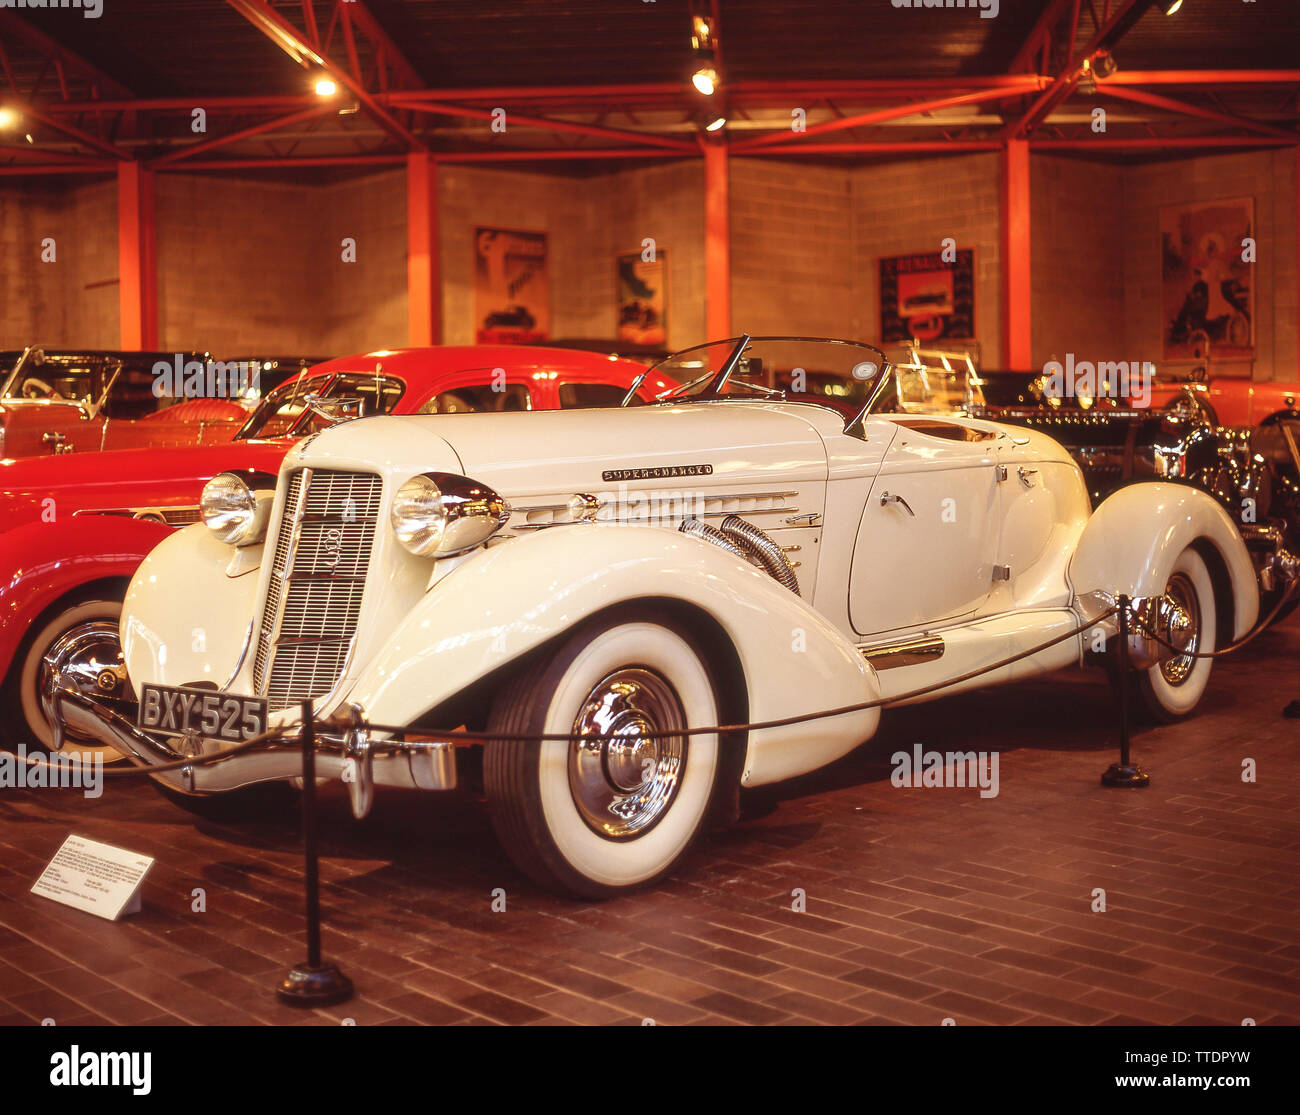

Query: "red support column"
<box><xmin>117</xmin><ymin>162</ymin><xmax>157</xmax><ymax>350</ymax></box>
<box><xmin>704</xmin><ymin>139</ymin><xmax>731</xmax><ymax>339</ymax></box>
<box><xmin>407</xmin><ymin>151</ymin><xmax>440</xmax><ymax>346</ymax></box>
<box><xmin>1295</xmin><ymin>145</ymin><xmax>1299</xmax><ymax>380</ymax></box>
<box><xmin>1001</xmin><ymin>139</ymin><xmax>1032</xmax><ymax>370</ymax></box>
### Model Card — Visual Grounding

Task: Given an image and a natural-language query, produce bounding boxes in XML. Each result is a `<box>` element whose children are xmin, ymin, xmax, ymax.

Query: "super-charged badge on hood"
<box><xmin>602</xmin><ymin>464</ymin><xmax>714</xmax><ymax>482</ymax></box>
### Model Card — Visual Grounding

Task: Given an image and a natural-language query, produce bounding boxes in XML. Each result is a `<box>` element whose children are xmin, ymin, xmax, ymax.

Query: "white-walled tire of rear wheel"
<box><xmin>1136</xmin><ymin>548</ymin><xmax>1217</xmax><ymax>722</ymax></box>
<box><xmin>11</xmin><ymin>597</ymin><xmax>127</xmax><ymax>763</ymax></box>
<box><xmin>484</xmin><ymin>612</ymin><xmax>725</xmax><ymax>899</ymax></box>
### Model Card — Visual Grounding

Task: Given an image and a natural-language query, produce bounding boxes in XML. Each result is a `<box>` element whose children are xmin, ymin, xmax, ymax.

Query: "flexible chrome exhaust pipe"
<box><xmin>719</xmin><ymin>514</ymin><xmax>801</xmax><ymax>596</ymax></box>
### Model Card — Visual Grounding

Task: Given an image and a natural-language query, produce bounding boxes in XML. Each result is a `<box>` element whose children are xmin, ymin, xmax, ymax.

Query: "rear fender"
<box><xmin>1068</xmin><ymin>482</ymin><xmax>1258</xmax><ymax>639</ymax></box>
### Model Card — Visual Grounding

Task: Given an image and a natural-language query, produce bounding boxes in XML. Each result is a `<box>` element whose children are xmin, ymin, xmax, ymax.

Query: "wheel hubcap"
<box><xmin>1155</xmin><ymin>573</ymin><xmax>1200</xmax><ymax>686</ymax></box>
<box><xmin>568</xmin><ymin>668</ymin><xmax>686</xmax><ymax>840</ymax></box>
<box><xmin>38</xmin><ymin>621</ymin><xmax>131</xmax><ymax>744</ymax></box>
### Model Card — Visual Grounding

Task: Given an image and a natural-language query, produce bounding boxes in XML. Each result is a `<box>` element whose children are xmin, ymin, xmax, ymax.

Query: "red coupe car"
<box><xmin>0</xmin><ymin>345</ymin><xmax>674</xmax><ymax>757</ymax></box>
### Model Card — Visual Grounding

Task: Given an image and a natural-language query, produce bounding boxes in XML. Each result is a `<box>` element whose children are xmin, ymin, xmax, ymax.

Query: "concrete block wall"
<box><xmin>851</xmin><ymin>152</ymin><xmax>1003</xmax><ymax>367</ymax></box>
<box><xmin>729</xmin><ymin>158</ymin><xmax>856</xmax><ymax>339</ymax></box>
<box><xmin>1030</xmin><ymin>155</ymin><xmax>1128</xmax><ymax>370</ymax></box>
<box><xmin>1</xmin><ymin>149</ymin><xmax>1295</xmax><ymax>383</ymax></box>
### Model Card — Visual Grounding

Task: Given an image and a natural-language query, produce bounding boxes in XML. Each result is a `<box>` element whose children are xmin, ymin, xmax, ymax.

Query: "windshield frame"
<box><xmin>622</xmin><ymin>335</ymin><xmax>894</xmax><ymax>428</ymax></box>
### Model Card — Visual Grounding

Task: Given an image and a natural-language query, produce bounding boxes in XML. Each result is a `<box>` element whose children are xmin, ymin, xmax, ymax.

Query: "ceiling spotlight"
<box><xmin>1077</xmin><ymin>57</ymin><xmax>1097</xmax><ymax>95</ymax></box>
<box><xmin>314</xmin><ymin>77</ymin><xmax>337</xmax><ymax>97</ymax></box>
<box><xmin>0</xmin><ymin>106</ymin><xmax>17</xmax><ymax>129</ymax></box>
<box><xmin>1092</xmin><ymin>50</ymin><xmax>1118</xmax><ymax>79</ymax></box>
<box><xmin>691</xmin><ymin>15</ymin><xmax>714</xmax><ymax>51</ymax></box>
<box><xmin>1162</xmin><ymin>0</ymin><xmax>1183</xmax><ymax>14</ymax></box>
<box><xmin>705</xmin><ymin>114</ymin><xmax>727</xmax><ymax>132</ymax></box>
<box><xmin>692</xmin><ymin>66</ymin><xmax>719</xmax><ymax>96</ymax></box>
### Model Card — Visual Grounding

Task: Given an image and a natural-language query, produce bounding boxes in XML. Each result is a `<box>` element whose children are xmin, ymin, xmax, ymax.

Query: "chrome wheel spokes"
<box><xmin>569</xmin><ymin>668</ymin><xmax>686</xmax><ymax>840</ymax></box>
<box><xmin>1156</xmin><ymin>572</ymin><xmax>1200</xmax><ymax>686</ymax></box>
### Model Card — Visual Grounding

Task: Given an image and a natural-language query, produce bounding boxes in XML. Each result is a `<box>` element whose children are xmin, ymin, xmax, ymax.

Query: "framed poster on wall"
<box><xmin>616</xmin><ymin>250</ymin><xmax>668</xmax><ymax>347</ymax></box>
<box><xmin>879</xmin><ymin>248</ymin><xmax>975</xmax><ymax>345</ymax></box>
<box><xmin>474</xmin><ymin>226</ymin><xmax>550</xmax><ymax>344</ymax></box>
<box><xmin>1159</xmin><ymin>197</ymin><xmax>1254</xmax><ymax>362</ymax></box>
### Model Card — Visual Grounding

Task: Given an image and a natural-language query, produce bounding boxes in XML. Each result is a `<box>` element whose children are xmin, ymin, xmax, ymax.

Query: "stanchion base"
<box><xmin>277</xmin><ymin>963</ymin><xmax>354</xmax><ymax>1007</ymax></box>
<box><xmin>1101</xmin><ymin>763</ymin><xmax>1150</xmax><ymax>788</ymax></box>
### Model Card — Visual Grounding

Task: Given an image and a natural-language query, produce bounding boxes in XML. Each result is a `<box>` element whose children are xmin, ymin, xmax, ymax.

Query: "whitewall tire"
<box><xmin>1136</xmin><ymin>548</ymin><xmax>1217</xmax><ymax>722</ymax></box>
<box><xmin>6</xmin><ymin>596</ymin><xmax>129</xmax><ymax>763</ymax></box>
<box><xmin>484</xmin><ymin>610</ymin><xmax>727</xmax><ymax>898</ymax></box>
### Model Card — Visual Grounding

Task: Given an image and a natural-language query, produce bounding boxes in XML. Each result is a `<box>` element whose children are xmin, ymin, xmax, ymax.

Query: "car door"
<box><xmin>848</xmin><ymin>418</ymin><xmax>1002</xmax><ymax>636</ymax></box>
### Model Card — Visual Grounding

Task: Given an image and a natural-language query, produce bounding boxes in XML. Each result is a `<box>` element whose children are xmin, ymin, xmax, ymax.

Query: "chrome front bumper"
<box><xmin>43</xmin><ymin>682</ymin><xmax>457</xmax><ymax>818</ymax></box>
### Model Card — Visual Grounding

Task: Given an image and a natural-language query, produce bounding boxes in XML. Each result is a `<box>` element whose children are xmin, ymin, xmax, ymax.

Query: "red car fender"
<box><xmin>0</xmin><ymin>515</ymin><xmax>173</xmax><ymax>678</ymax></box>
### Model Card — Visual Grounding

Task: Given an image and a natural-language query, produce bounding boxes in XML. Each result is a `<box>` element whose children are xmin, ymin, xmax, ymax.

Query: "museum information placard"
<box><xmin>31</xmin><ymin>835</ymin><xmax>154</xmax><ymax>920</ymax></box>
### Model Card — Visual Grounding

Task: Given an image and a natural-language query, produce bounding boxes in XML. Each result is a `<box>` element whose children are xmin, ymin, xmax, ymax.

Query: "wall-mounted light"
<box><xmin>314</xmin><ymin>77</ymin><xmax>337</xmax><ymax>98</ymax></box>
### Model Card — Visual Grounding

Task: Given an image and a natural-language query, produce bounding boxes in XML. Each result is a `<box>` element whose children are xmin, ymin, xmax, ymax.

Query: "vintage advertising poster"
<box><xmin>617</xmin><ymin>250</ymin><xmax>668</xmax><ymax>346</ymax></box>
<box><xmin>474</xmin><ymin>227</ymin><xmax>550</xmax><ymax>344</ymax></box>
<box><xmin>1160</xmin><ymin>197</ymin><xmax>1254</xmax><ymax>361</ymax></box>
<box><xmin>879</xmin><ymin>248</ymin><xmax>975</xmax><ymax>345</ymax></box>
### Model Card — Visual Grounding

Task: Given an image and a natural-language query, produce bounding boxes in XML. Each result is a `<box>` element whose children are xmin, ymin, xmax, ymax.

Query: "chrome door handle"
<box><xmin>879</xmin><ymin>491</ymin><xmax>915</xmax><ymax>517</ymax></box>
<box><xmin>1017</xmin><ymin>466</ymin><xmax>1038</xmax><ymax>487</ymax></box>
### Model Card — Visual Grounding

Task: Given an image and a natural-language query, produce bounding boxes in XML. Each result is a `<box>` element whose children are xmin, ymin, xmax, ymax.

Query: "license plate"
<box><xmin>138</xmin><ymin>683</ymin><xmax>268</xmax><ymax>743</ymax></box>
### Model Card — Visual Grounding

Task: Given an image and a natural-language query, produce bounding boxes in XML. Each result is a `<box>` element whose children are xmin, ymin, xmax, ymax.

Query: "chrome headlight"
<box><xmin>200</xmin><ymin>472</ymin><xmax>271</xmax><ymax>546</ymax></box>
<box><xmin>391</xmin><ymin>472</ymin><xmax>510</xmax><ymax>557</ymax></box>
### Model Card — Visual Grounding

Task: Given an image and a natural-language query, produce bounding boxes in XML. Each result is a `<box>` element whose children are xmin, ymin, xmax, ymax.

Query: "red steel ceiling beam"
<box><xmin>225</xmin><ymin>0</ymin><xmax>425</xmax><ymax>150</ymax></box>
<box><xmin>1097</xmin><ymin>83</ymin><xmax>1300</xmax><ymax>142</ymax></box>
<box><xmin>1005</xmin><ymin>0</ymin><xmax>1080</xmax><ymax>75</ymax></box>
<box><xmin>742</xmin><ymin>140</ymin><xmax>1001</xmax><ymax>154</ymax></box>
<box><xmin>1005</xmin><ymin>0</ymin><xmax>1146</xmax><ymax>140</ymax></box>
<box><xmin>148</xmin><ymin>104</ymin><xmax>340</xmax><ymax>167</ymax></box>
<box><xmin>389</xmin><ymin>99</ymin><xmax>696</xmax><ymax>152</ymax></box>
<box><xmin>1030</xmin><ymin>136</ymin><xmax>1295</xmax><ymax>149</ymax></box>
<box><xmin>731</xmin><ymin>88</ymin><xmax>1028</xmax><ymax>152</ymax></box>
<box><xmin>0</xmin><ymin>10</ymin><xmax>133</xmax><ymax>100</ymax></box>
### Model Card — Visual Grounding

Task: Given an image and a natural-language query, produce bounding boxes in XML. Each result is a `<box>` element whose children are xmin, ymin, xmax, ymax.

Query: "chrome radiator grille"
<box><xmin>252</xmin><ymin>469</ymin><xmax>383</xmax><ymax>711</ymax></box>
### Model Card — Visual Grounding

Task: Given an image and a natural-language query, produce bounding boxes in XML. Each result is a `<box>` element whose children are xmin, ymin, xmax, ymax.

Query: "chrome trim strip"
<box><xmin>222</xmin><ymin>620</ymin><xmax>255</xmax><ymax>690</ymax></box>
<box><xmin>509</xmin><ymin>489</ymin><xmax>799</xmax><ymax>516</ymax></box>
<box><xmin>858</xmin><ymin>634</ymin><xmax>945</xmax><ymax>671</ymax></box>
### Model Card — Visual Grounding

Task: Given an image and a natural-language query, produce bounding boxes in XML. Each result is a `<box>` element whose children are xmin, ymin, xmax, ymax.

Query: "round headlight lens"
<box><xmin>391</xmin><ymin>474</ymin><xmax>448</xmax><ymax>556</ymax></box>
<box><xmin>391</xmin><ymin>473</ymin><xmax>510</xmax><ymax>557</ymax></box>
<box><xmin>200</xmin><ymin>473</ymin><xmax>259</xmax><ymax>545</ymax></box>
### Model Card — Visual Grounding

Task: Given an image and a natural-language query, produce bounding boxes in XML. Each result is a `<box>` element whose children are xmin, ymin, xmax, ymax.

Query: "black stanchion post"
<box><xmin>277</xmin><ymin>700</ymin><xmax>354</xmax><ymax>1006</ymax></box>
<box><xmin>1102</xmin><ymin>594</ymin><xmax>1150</xmax><ymax>788</ymax></box>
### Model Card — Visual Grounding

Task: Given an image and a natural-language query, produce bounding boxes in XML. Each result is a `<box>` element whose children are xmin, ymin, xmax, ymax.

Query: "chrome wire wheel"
<box><xmin>1155</xmin><ymin>572</ymin><xmax>1201</xmax><ymax>686</ymax></box>
<box><xmin>568</xmin><ymin>667</ymin><xmax>686</xmax><ymax>840</ymax></box>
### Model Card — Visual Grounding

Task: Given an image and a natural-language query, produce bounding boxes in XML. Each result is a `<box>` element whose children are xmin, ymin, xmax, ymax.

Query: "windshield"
<box><xmin>234</xmin><ymin>370</ymin><xmax>404</xmax><ymax>440</ymax></box>
<box><xmin>629</xmin><ymin>336</ymin><xmax>888</xmax><ymax>412</ymax></box>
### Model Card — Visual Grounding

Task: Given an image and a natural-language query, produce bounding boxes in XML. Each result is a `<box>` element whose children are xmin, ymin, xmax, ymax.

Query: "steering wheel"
<box><xmin>21</xmin><ymin>377</ymin><xmax>54</xmax><ymax>399</ymax></box>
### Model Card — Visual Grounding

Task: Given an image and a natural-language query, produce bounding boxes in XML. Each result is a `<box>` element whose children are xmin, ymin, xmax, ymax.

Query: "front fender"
<box><xmin>0</xmin><ymin>516</ymin><xmax>172</xmax><ymax>676</ymax></box>
<box><xmin>1068</xmin><ymin>482</ymin><xmax>1258</xmax><ymax>639</ymax></box>
<box><xmin>346</xmin><ymin>526</ymin><xmax>881</xmax><ymax>788</ymax></box>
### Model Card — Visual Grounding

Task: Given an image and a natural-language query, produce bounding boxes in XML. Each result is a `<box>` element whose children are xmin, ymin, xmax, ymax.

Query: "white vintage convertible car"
<box><xmin>49</xmin><ymin>336</ymin><xmax>1258</xmax><ymax>897</ymax></box>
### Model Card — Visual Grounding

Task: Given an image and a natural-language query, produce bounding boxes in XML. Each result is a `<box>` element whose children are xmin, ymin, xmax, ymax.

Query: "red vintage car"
<box><xmin>0</xmin><ymin>347</ymin><xmax>252</xmax><ymax>458</ymax></box>
<box><xmin>1143</xmin><ymin>372</ymin><xmax>1299</xmax><ymax>428</ymax></box>
<box><xmin>0</xmin><ymin>345</ymin><xmax>675</xmax><ymax>757</ymax></box>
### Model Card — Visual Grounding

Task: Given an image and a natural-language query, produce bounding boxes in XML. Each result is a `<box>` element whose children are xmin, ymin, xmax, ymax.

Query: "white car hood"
<box><xmin>294</xmin><ymin>403</ymin><xmax>831</xmax><ymax>499</ymax></box>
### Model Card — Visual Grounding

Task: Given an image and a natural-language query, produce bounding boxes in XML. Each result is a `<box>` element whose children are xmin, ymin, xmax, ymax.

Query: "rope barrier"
<box><xmin>1127</xmin><ymin>581</ymin><xmax>1298</xmax><ymax>661</ymax></box>
<box><xmin>13</xmin><ymin>577</ymin><xmax>1294</xmax><ymax>777</ymax></box>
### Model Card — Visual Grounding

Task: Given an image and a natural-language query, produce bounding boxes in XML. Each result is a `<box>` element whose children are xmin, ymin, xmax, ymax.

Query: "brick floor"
<box><xmin>1</xmin><ymin>613</ymin><xmax>1297</xmax><ymax>1026</ymax></box>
